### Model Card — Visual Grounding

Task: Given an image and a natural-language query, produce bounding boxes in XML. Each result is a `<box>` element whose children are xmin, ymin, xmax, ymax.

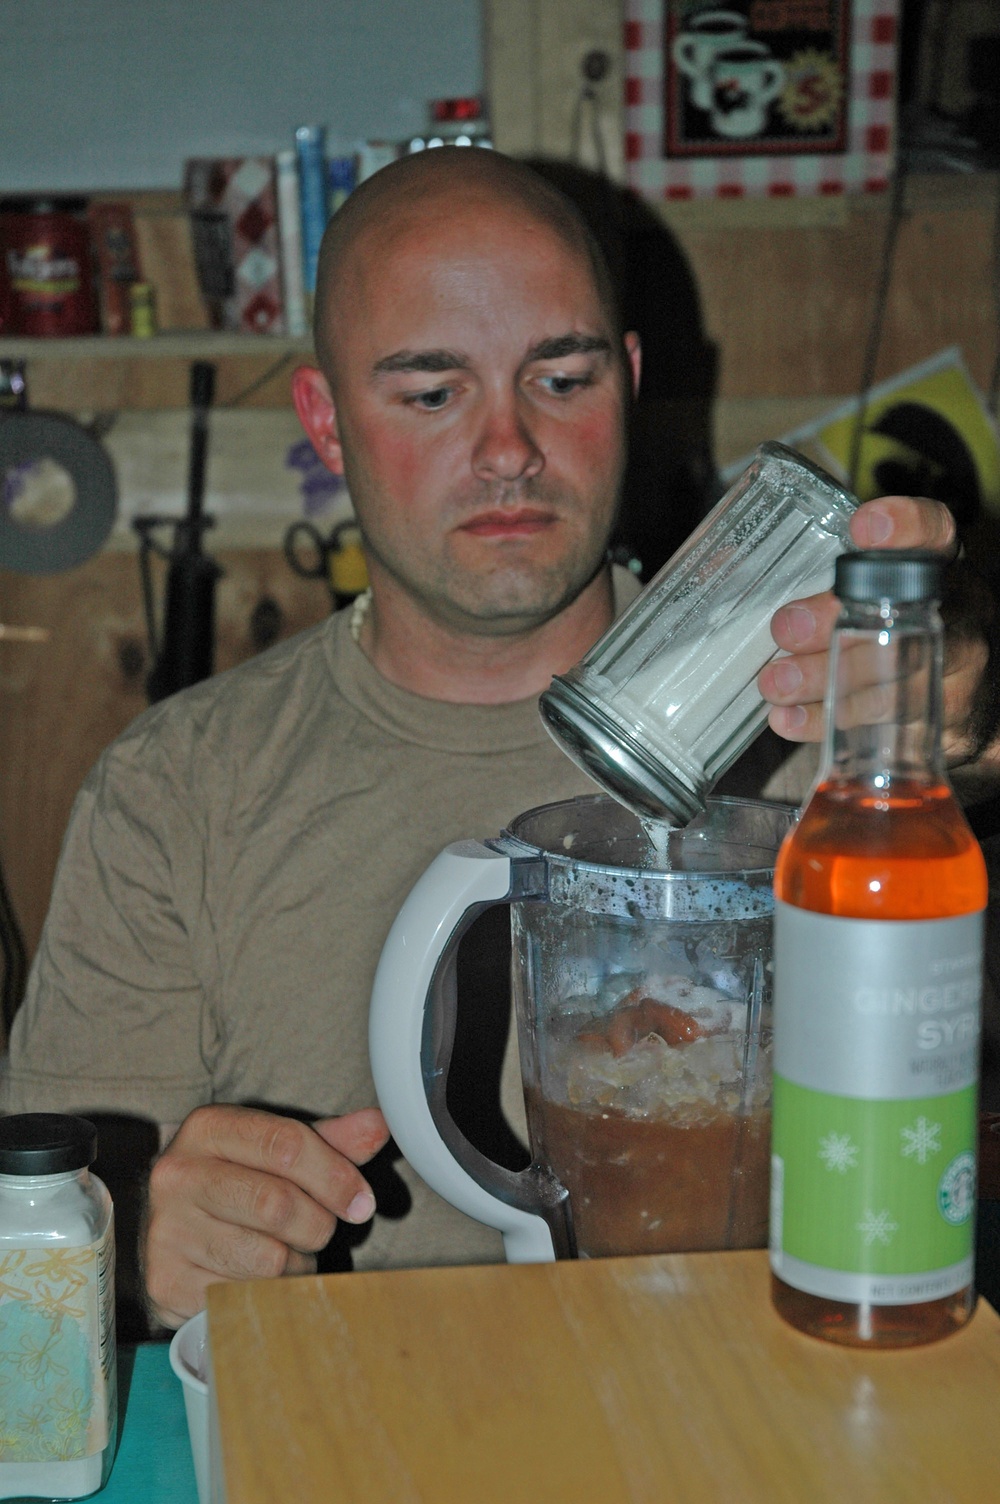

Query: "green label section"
<box><xmin>772</xmin><ymin>1076</ymin><xmax>976</xmax><ymax>1275</ymax></box>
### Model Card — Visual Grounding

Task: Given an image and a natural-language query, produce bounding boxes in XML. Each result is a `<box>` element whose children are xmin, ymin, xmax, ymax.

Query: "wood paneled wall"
<box><xmin>0</xmin><ymin>551</ymin><xmax>329</xmax><ymax>978</ymax></box>
<box><xmin>668</xmin><ymin>174</ymin><xmax>1000</xmax><ymax>465</ymax></box>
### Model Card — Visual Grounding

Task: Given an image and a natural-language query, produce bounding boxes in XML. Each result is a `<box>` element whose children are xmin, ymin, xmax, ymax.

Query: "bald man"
<box><xmin>2</xmin><ymin>149</ymin><xmax>991</xmax><ymax>1330</ymax></box>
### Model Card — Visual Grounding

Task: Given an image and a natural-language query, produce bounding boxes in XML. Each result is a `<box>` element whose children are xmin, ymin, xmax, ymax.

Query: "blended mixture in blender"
<box><xmin>524</xmin><ymin>971</ymin><xmax>771</xmax><ymax>1257</ymax></box>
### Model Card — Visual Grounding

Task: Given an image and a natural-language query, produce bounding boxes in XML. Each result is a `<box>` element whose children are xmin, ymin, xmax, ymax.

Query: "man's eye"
<box><xmin>407</xmin><ymin>387</ymin><xmax>452</xmax><ymax>410</ymax></box>
<box><xmin>539</xmin><ymin>373</ymin><xmax>590</xmax><ymax>396</ymax></box>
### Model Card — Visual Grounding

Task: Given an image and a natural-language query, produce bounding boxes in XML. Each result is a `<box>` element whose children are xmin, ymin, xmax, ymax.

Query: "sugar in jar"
<box><xmin>0</xmin><ymin>1114</ymin><xmax>116</xmax><ymax>1499</ymax></box>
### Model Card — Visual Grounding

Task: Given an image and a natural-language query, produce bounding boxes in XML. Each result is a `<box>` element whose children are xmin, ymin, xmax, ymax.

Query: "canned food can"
<box><xmin>0</xmin><ymin>197</ymin><xmax>100</xmax><ymax>337</ymax></box>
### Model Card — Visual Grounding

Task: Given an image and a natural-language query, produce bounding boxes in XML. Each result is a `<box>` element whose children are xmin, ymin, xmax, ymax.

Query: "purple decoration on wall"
<box><xmin>285</xmin><ymin>436</ymin><xmax>345</xmax><ymax>517</ymax></box>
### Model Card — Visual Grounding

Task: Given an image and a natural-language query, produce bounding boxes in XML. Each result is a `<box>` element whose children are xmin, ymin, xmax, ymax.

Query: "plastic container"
<box><xmin>169</xmin><ymin>1310</ymin><xmax>211</xmax><ymax>1504</ymax></box>
<box><xmin>0</xmin><ymin>1114</ymin><xmax>117</xmax><ymax>1498</ymax></box>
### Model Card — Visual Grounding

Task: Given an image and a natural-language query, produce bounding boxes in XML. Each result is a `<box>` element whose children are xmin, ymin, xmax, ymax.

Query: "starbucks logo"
<box><xmin>937</xmin><ymin>1152</ymin><xmax>976</xmax><ymax>1226</ymax></box>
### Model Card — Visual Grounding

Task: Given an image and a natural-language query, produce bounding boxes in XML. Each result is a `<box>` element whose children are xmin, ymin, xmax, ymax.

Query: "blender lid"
<box><xmin>538</xmin><ymin>676</ymin><xmax>704</xmax><ymax>825</ymax></box>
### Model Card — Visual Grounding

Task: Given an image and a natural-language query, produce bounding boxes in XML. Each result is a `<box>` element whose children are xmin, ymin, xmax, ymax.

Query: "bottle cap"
<box><xmin>834</xmin><ymin>549</ymin><xmax>944</xmax><ymax>604</ymax></box>
<box><xmin>0</xmin><ymin>1113</ymin><xmax>97</xmax><ymax>1174</ymax></box>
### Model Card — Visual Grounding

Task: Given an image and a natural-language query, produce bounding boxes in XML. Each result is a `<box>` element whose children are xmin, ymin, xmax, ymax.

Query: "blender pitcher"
<box><xmin>370</xmin><ymin>794</ymin><xmax>795</xmax><ymax>1263</ymax></box>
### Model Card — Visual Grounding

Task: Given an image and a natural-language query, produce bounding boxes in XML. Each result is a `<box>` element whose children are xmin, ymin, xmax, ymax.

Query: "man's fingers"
<box><xmin>166</xmin><ymin>1104</ymin><xmax>377</xmax><ymax>1223</ymax></box>
<box><xmin>143</xmin><ymin>1104</ymin><xmax>386</xmax><ymax>1328</ymax></box>
<box><xmin>145</xmin><ymin>1216</ymin><xmax>319</xmax><ymax>1329</ymax></box>
<box><xmin>766</xmin><ymin>615</ymin><xmax>959</xmax><ymax>747</ymax></box>
<box><xmin>766</xmin><ymin>702</ymin><xmax>823</xmax><ymax>743</ymax></box>
<box><xmin>850</xmin><ymin>495</ymin><xmax>956</xmax><ymax>553</ymax></box>
<box><xmin>761</xmin><ymin>496</ymin><xmax>961</xmax><ymax>749</ymax></box>
<box><xmin>144</xmin><ymin>1208</ymin><xmax>303</xmax><ymax>1328</ymax></box>
<box><xmin>767</xmin><ymin>497</ymin><xmax>957</xmax><ymax>663</ymax></box>
<box><xmin>312</xmin><ymin>1108</ymin><xmax>390</xmax><ymax>1165</ymax></box>
<box><xmin>310</xmin><ymin>1109</ymin><xmax>390</xmax><ymax>1222</ymax></box>
<box><xmin>759</xmin><ymin>646</ymin><xmax>829</xmax><ymax>709</ymax></box>
<box><xmin>284</xmin><ymin>1249</ymin><xmax>320</xmax><ymax>1277</ymax></box>
<box><xmin>151</xmin><ymin>1149</ymin><xmax>338</xmax><ymax>1251</ymax></box>
<box><xmin>767</xmin><ymin>595</ymin><xmax>841</xmax><ymax>656</ymax></box>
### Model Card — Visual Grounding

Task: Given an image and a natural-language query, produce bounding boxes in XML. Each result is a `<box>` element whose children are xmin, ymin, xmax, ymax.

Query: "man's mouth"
<box><xmin>458</xmin><ymin>508</ymin><xmax>557</xmax><ymax>539</ymax></box>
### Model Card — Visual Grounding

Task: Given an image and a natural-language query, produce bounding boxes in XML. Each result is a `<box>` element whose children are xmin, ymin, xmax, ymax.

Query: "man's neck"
<box><xmin>357</xmin><ymin>568</ymin><xmax>616</xmax><ymax>704</ymax></box>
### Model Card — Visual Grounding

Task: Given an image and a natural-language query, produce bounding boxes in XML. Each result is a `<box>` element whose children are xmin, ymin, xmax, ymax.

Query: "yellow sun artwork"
<box><xmin>777</xmin><ymin>48</ymin><xmax>844</xmax><ymax>132</ymax></box>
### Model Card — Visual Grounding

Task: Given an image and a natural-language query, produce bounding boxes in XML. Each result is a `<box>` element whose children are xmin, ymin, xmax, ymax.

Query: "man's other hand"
<box><xmin>143</xmin><ymin>1104</ymin><xmax>390</xmax><ymax>1329</ymax></box>
<box><xmin>759</xmin><ymin>496</ymin><xmax>989</xmax><ymax>763</ymax></box>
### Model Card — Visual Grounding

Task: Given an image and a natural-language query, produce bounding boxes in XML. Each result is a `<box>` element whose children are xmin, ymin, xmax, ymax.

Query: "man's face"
<box><xmin>303</xmin><ymin>195</ymin><xmax>637</xmax><ymax>636</ymax></box>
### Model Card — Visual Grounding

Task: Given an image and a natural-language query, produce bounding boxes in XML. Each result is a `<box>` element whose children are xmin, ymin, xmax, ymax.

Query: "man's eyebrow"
<box><xmin>371</xmin><ymin>349</ymin><xmax>470</xmax><ymax>377</ymax></box>
<box><xmin>526</xmin><ymin>334</ymin><xmax>613</xmax><ymax>362</ymax></box>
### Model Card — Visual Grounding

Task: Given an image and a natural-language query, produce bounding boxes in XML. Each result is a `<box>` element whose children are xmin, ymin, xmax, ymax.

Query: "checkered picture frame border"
<box><xmin>624</xmin><ymin>0</ymin><xmax>899</xmax><ymax>199</ymax></box>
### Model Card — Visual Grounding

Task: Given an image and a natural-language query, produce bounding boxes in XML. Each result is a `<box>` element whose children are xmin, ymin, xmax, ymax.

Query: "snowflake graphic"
<box><xmin>818</xmin><ymin>1131</ymin><xmax>858</xmax><ymax>1174</ymax></box>
<box><xmin>857</xmin><ymin>1208</ymin><xmax>898</xmax><ymax>1247</ymax></box>
<box><xmin>900</xmin><ymin>1116</ymin><xmax>942</xmax><ymax>1165</ymax></box>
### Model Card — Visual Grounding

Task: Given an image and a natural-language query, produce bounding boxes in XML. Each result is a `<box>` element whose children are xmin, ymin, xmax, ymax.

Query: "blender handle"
<box><xmin>369</xmin><ymin>839</ymin><xmax>572</xmax><ymax>1264</ymax></box>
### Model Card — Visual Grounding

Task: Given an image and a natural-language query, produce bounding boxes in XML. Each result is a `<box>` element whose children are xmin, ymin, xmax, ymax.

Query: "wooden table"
<box><xmin>206</xmin><ymin>1250</ymin><xmax>1000</xmax><ymax>1504</ymax></box>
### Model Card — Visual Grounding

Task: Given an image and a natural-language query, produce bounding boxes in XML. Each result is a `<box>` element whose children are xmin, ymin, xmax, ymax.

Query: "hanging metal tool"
<box><xmin>134</xmin><ymin>361</ymin><xmax>223</xmax><ymax>703</ymax></box>
<box><xmin>283</xmin><ymin>516</ymin><xmax>368</xmax><ymax>611</ymax></box>
<box><xmin>570</xmin><ymin>50</ymin><xmax>611</xmax><ymax>175</ymax></box>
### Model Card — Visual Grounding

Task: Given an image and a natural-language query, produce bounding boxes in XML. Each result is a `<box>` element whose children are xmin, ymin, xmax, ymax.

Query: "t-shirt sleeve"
<box><xmin>0</xmin><ymin>729</ymin><xmax>218</xmax><ymax>1125</ymax></box>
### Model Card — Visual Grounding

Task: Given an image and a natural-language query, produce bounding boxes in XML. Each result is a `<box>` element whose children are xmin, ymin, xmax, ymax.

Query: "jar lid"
<box><xmin>0</xmin><ymin>1113</ymin><xmax>97</xmax><ymax>1174</ymax></box>
<box><xmin>539</xmin><ymin>675</ymin><xmax>704</xmax><ymax>825</ymax></box>
<box><xmin>834</xmin><ymin>549</ymin><xmax>944</xmax><ymax>604</ymax></box>
<box><xmin>431</xmin><ymin>97</ymin><xmax>484</xmax><ymax>122</ymax></box>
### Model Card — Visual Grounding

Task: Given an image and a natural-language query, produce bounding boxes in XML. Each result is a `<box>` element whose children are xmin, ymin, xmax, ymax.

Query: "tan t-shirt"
<box><xmin>0</xmin><ymin>580</ymin><xmax>619</xmax><ymax>1265</ymax></box>
<box><xmin>0</xmin><ymin>572</ymin><xmax>808</xmax><ymax>1271</ymax></box>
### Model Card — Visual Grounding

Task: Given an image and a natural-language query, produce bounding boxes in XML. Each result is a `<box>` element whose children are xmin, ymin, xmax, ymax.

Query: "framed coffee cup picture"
<box><xmin>626</xmin><ymin>0</ymin><xmax>899</xmax><ymax>198</ymax></box>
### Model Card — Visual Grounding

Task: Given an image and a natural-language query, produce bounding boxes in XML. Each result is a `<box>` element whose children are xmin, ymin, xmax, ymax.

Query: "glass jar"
<box><xmin>409</xmin><ymin>97</ymin><xmax>493</xmax><ymax>152</ymax></box>
<box><xmin>539</xmin><ymin>442</ymin><xmax>858</xmax><ymax>825</ymax></box>
<box><xmin>0</xmin><ymin>1114</ymin><xmax>117</xmax><ymax>1500</ymax></box>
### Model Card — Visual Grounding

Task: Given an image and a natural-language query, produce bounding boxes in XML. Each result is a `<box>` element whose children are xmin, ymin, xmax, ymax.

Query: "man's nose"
<box><xmin>471</xmin><ymin>399</ymin><xmax>544</xmax><ymax>484</ymax></box>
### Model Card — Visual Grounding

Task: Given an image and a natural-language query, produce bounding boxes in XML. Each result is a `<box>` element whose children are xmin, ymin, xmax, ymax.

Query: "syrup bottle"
<box><xmin>770</xmin><ymin>550</ymin><xmax>987</xmax><ymax>1346</ymax></box>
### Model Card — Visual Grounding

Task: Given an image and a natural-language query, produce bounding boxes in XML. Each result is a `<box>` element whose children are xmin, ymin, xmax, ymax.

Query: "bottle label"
<box><xmin>0</xmin><ymin>1223</ymin><xmax>114</xmax><ymax>1462</ymax></box>
<box><xmin>770</xmin><ymin>904</ymin><xmax>983</xmax><ymax>1304</ymax></box>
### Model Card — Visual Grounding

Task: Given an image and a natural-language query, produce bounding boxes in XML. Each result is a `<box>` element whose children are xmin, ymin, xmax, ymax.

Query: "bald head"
<box><xmin>312</xmin><ymin>148</ymin><xmax>622</xmax><ymax>386</ymax></box>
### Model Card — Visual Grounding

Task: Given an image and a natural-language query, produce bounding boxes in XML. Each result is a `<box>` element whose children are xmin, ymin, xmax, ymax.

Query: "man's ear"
<box><xmin>292</xmin><ymin>365</ymin><xmax>345</xmax><ymax>476</ymax></box>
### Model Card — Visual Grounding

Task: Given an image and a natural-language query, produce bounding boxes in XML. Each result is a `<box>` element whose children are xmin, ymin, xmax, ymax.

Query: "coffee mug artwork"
<box><xmin>671</xmin><ymin>9</ymin><xmax>749</xmax><ymax>112</ymax></box>
<box><xmin>710</xmin><ymin>42</ymin><xmax>785</xmax><ymax>138</ymax></box>
<box><xmin>674</xmin><ymin>16</ymin><xmax>784</xmax><ymax>141</ymax></box>
<box><xmin>664</xmin><ymin>1</ymin><xmax>850</xmax><ymax>158</ymax></box>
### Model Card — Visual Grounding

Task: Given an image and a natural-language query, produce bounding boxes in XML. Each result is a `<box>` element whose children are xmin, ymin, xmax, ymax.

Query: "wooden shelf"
<box><xmin>0</xmin><ymin>332</ymin><xmax>313</xmax><ymax>361</ymax></box>
<box><xmin>0</xmin><ymin>332</ymin><xmax>314</xmax><ymax>409</ymax></box>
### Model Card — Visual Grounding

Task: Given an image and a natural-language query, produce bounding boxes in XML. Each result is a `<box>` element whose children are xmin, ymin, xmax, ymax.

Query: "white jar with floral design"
<box><xmin>0</xmin><ymin>1114</ymin><xmax>116</xmax><ymax>1499</ymax></box>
